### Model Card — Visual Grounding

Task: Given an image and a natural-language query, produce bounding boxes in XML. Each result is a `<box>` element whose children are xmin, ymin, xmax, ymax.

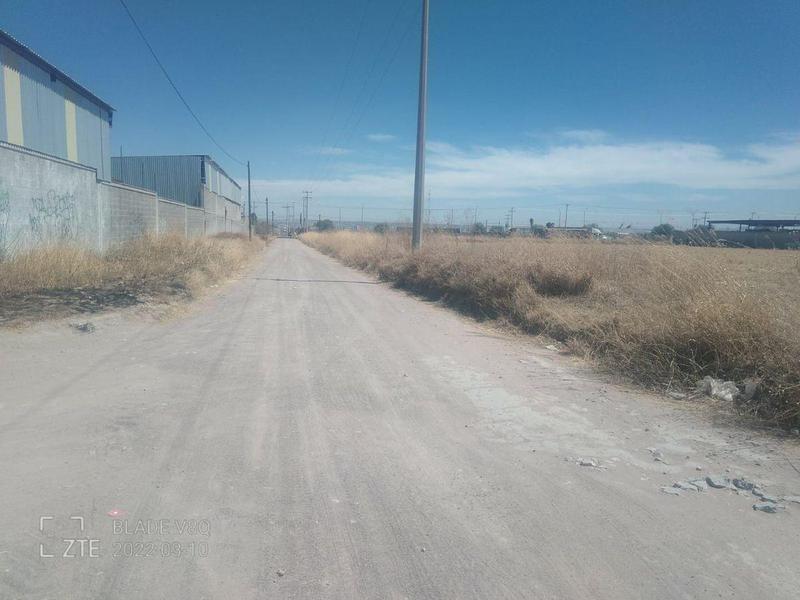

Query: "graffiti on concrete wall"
<box><xmin>0</xmin><ymin>183</ymin><xmax>9</xmax><ymax>258</ymax></box>
<box><xmin>28</xmin><ymin>190</ymin><xmax>78</xmax><ymax>243</ymax></box>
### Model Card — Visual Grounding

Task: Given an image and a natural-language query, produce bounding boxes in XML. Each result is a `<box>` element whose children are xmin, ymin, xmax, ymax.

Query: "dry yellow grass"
<box><xmin>0</xmin><ymin>233</ymin><xmax>262</xmax><ymax>323</ymax></box>
<box><xmin>303</xmin><ymin>231</ymin><xmax>800</xmax><ymax>426</ymax></box>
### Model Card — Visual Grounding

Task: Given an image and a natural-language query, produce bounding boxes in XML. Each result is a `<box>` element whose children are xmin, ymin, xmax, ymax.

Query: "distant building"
<box><xmin>0</xmin><ymin>29</ymin><xmax>114</xmax><ymax>179</ymax></box>
<box><xmin>111</xmin><ymin>155</ymin><xmax>242</xmax><ymax>213</ymax></box>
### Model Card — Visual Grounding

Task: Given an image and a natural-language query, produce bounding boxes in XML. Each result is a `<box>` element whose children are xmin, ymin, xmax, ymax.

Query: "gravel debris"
<box><xmin>706</xmin><ymin>476</ymin><xmax>735</xmax><ymax>489</ymax></box>
<box><xmin>753</xmin><ymin>502</ymin><xmax>785</xmax><ymax>514</ymax></box>
<box><xmin>689</xmin><ymin>478</ymin><xmax>708</xmax><ymax>491</ymax></box>
<box><xmin>673</xmin><ymin>481</ymin><xmax>699</xmax><ymax>492</ymax></box>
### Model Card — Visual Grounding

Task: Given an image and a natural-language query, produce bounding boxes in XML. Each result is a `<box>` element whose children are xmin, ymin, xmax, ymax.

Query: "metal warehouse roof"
<box><xmin>119</xmin><ymin>154</ymin><xmax>242</xmax><ymax>190</ymax></box>
<box><xmin>0</xmin><ymin>28</ymin><xmax>114</xmax><ymax>113</ymax></box>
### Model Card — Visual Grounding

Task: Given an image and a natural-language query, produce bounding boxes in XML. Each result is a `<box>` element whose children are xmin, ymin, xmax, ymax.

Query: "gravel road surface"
<box><xmin>1</xmin><ymin>238</ymin><xmax>799</xmax><ymax>599</ymax></box>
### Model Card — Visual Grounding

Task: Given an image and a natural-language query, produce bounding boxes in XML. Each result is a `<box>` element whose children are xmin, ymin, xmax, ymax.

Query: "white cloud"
<box><xmin>253</xmin><ymin>135</ymin><xmax>800</xmax><ymax>204</ymax></box>
<box><xmin>311</xmin><ymin>146</ymin><xmax>351</xmax><ymax>156</ymax></box>
<box><xmin>366</xmin><ymin>133</ymin><xmax>396</xmax><ymax>142</ymax></box>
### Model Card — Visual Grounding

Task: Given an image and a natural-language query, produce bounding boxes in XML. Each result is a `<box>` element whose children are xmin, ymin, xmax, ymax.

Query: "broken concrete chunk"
<box><xmin>696</xmin><ymin>376</ymin><xmax>740</xmax><ymax>402</ymax></box>
<box><xmin>742</xmin><ymin>379</ymin><xmax>760</xmax><ymax>401</ymax></box>
<box><xmin>673</xmin><ymin>481</ymin><xmax>699</xmax><ymax>492</ymax></box>
<box><xmin>661</xmin><ymin>487</ymin><xmax>682</xmax><ymax>496</ymax></box>
<box><xmin>753</xmin><ymin>502</ymin><xmax>785</xmax><ymax>513</ymax></box>
<box><xmin>689</xmin><ymin>479</ymin><xmax>708</xmax><ymax>491</ymax></box>
<box><xmin>578</xmin><ymin>458</ymin><xmax>599</xmax><ymax>468</ymax></box>
<box><xmin>706</xmin><ymin>476</ymin><xmax>732</xmax><ymax>489</ymax></box>
<box><xmin>732</xmin><ymin>478</ymin><xmax>755</xmax><ymax>491</ymax></box>
<box><xmin>782</xmin><ymin>496</ymin><xmax>800</xmax><ymax>505</ymax></box>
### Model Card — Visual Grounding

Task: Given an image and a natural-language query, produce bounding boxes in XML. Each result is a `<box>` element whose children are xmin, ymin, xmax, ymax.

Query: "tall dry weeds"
<box><xmin>0</xmin><ymin>234</ymin><xmax>261</xmax><ymax>322</ymax></box>
<box><xmin>303</xmin><ymin>231</ymin><xmax>800</xmax><ymax>426</ymax></box>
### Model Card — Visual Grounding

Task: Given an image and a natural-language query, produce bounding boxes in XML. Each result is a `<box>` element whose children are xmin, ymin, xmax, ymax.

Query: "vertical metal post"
<box><xmin>564</xmin><ymin>203</ymin><xmax>569</xmax><ymax>229</ymax></box>
<box><xmin>411</xmin><ymin>0</ymin><xmax>430</xmax><ymax>250</ymax></box>
<box><xmin>247</xmin><ymin>161</ymin><xmax>252</xmax><ymax>240</ymax></box>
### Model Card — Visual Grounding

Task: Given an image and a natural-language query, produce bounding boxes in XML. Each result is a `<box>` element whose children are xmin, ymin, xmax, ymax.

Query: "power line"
<box><xmin>313</xmin><ymin>2</ymin><xmax>414</xmax><ymax>186</ymax></box>
<box><xmin>346</xmin><ymin>3</ymin><xmax>421</xmax><ymax>146</ymax></box>
<box><xmin>307</xmin><ymin>0</ymin><xmax>372</xmax><ymax>189</ymax></box>
<box><xmin>117</xmin><ymin>0</ymin><xmax>244</xmax><ymax>167</ymax></box>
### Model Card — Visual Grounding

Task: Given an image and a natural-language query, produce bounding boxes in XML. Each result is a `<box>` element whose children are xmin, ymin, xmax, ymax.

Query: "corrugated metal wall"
<box><xmin>202</xmin><ymin>157</ymin><xmax>241</xmax><ymax>205</ymax></box>
<box><xmin>111</xmin><ymin>155</ymin><xmax>204</xmax><ymax>207</ymax></box>
<box><xmin>0</xmin><ymin>43</ymin><xmax>112</xmax><ymax>179</ymax></box>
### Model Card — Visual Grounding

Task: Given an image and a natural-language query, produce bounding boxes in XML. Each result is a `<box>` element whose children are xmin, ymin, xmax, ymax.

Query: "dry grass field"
<box><xmin>0</xmin><ymin>233</ymin><xmax>262</xmax><ymax>324</ymax></box>
<box><xmin>303</xmin><ymin>231</ymin><xmax>800</xmax><ymax>427</ymax></box>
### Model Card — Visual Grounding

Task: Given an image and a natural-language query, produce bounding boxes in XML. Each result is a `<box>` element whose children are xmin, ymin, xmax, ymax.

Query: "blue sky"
<box><xmin>4</xmin><ymin>0</ymin><xmax>800</xmax><ymax>228</ymax></box>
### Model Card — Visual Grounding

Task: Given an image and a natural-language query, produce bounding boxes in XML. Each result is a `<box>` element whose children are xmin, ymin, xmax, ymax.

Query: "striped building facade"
<box><xmin>0</xmin><ymin>29</ymin><xmax>113</xmax><ymax>180</ymax></box>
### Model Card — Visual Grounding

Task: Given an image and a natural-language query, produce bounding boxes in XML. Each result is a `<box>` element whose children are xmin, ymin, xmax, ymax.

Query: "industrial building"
<box><xmin>0</xmin><ymin>29</ymin><xmax>113</xmax><ymax>179</ymax></box>
<box><xmin>111</xmin><ymin>154</ymin><xmax>242</xmax><ymax>214</ymax></box>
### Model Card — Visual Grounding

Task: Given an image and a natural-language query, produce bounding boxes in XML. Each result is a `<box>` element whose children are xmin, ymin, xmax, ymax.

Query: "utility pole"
<box><xmin>271</xmin><ymin>210</ymin><xmax>274</xmax><ymax>235</ymax></box>
<box><xmin>564</xmin><ymin>203</ymin><xmax>569</xmax><ymax>228</ymax></box>
<box><xmin>265</xmin><ymin>196</ymin><xmax>269</xmax><ymax>234</ymax></box>
<box><xmin>411</xmin><ymin>0</ymin><xmax>430</xmax><ymax>250</ymax></box>
<box><xmin>509</xmin><ymin>207</ymin><xmax>515</xmax><ymax>228</ymax></box>
<box><xmin>302</xmin><ymin>190</ymin><xmax>312</xmax><ymax>232</ymax></box>
<box><xmin>247</xmin><ymin>161</ymin><xmax>252</xmax><ymax>241</ymax></box>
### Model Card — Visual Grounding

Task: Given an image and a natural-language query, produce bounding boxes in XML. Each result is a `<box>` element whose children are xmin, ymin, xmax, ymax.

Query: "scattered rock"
<box><xmin>667</xmin><ymin>391</ymin><xmax>687</xmax><ymax>400</ymax></box>
<box><xmin>661</xmin><ymin>487</ymin><xmax>682</xmax><ymax>496</ymax></box>
<box><xmin>782</xmin><ymin>496</ymin><xmax>800</xmax><ymax>505</ymax></box>
<box><xmin>752</xmin><ymin>487</ymin><xmax>766</xmax><ymax>498</ymax></box>
<box><xmin>276</xmin><ymin>569</ymin><xmax>285</xmax><ymax>577</ymax></box>
<box><xmin>732</xmin><ymin>478</ymin><xmax>755</xmax><ymax>491</ymax></box>
<box><xmin>695</xmin><ymin>466</ymin><xmax>703</xmax><ymax>471</ymax></box>
<box><xmin>758</xmin><ymin>494</ymin><xmax>780</xmax><ymax>504</ymax></box>
<box><xmin>790</xmin><ymin>429</ymin><xmax>800</xmax><ymax>437</ymax></box>
<box><xmin>689</xmin><ymin>478</ymin><xmax>708</xmax><ymax>491</ymax></box>
<box><xmin>742</xmin><ymin>379</ymin><xmax>760</xmax><ymax>401</ymax></box>
<box><xmin>578</xmin><ymin>458</ymin><xmax>599</xmax><ymax>468</ymax></box>
<box><xmin>647</xmin><ymin>448</ymin><xmax>665</xmax><ymax>462</ymax></box>
<box><xmin>545</xmin><ymin>345</ymin><xmax>559</xmax><ymax>352</ymax></box>
<box><xmin>706</xmin><ymin>476</ymin><xmax>732</xmax><ymax>489</ymax></box>
<box><xmin>696</xmin><ymin>376</ymin><xmax>740</xmax><ymax>402</ymax></box>
<box><xmin>673</xmin><ymin>481</ymin><xmax>699</xmax><ymax>492</ymax></box>
<box><xmin>753</xmin><ymin>502</ymin><xmax>785</xmax><ymax>514</ymax></box>
<box><xmin>70</xmin><ymin>321</ymin><xmax>95</xmax><ymax>333</ymax></box>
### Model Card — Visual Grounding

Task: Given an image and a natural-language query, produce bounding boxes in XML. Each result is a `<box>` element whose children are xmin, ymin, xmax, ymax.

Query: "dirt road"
<box><xmin>1</xmin><ymin>238</ymin><xmax>799</xmax><ymax>599</ymax></box>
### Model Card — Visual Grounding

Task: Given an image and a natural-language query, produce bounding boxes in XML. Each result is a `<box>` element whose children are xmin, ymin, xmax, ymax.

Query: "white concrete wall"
<box><xmin>0</xmin><ymin>142</ymin><xmax>245</xmax><ymax>257</ymax></box>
